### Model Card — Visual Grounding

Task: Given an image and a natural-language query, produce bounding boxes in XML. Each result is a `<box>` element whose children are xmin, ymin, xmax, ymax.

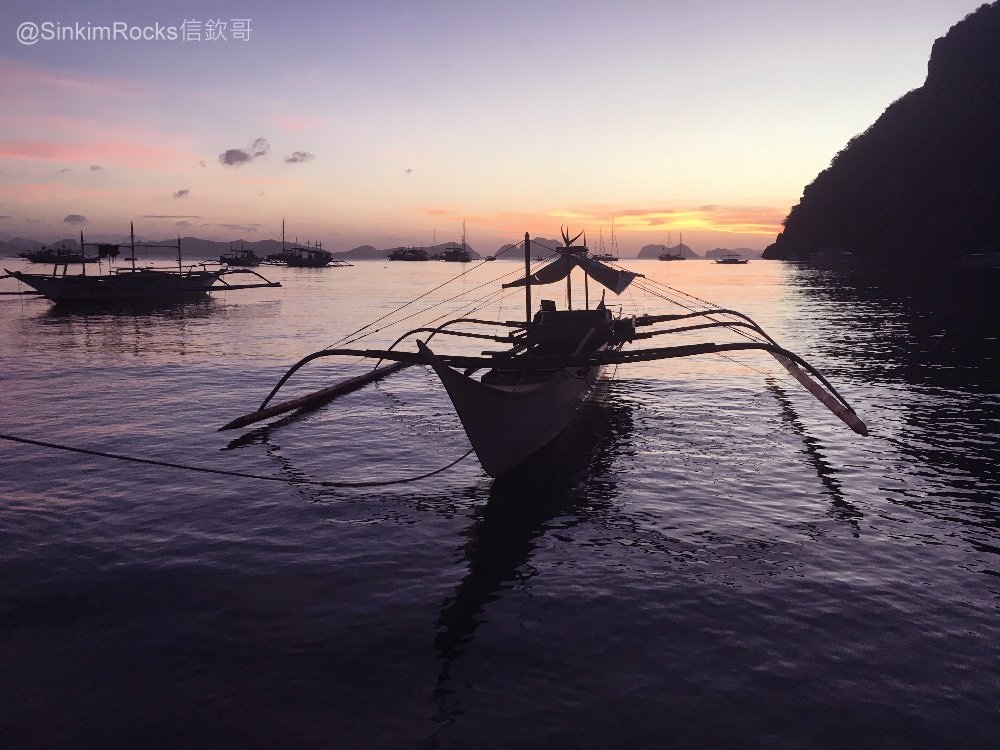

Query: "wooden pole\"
<box><xmin>220</xmin><ymin>361</ymin><xmax>410</xmax><ymax>431</ymax></box>
<box><xmin>524</xmin><ymin>232</ymin><xmax>532</xmax><ymax>327</ymax></box>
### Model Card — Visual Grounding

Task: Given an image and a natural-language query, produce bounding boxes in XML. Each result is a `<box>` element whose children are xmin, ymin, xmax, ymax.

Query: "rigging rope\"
<box><xmin>263</xmin><ymin>241</ymin><xmax>544</xmax><ymax>406</ymax></box>
<box><xmin>324</xmin><ymin>257</ymin><xmax>494</xmax><ymax>349</ymax></box>
<box><xmin>0</xmin><ymin>432</ymin><xmax>476</xmax><ymax>488</ymax></box>
<box><xmin>325</xmin><ymin>242</ymin><xmax>539</xmax><ymax>350</ymax></box>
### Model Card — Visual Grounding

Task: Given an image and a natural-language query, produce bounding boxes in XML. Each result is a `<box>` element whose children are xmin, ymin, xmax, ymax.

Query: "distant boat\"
<box><xmin>18</xmin><ymin>243</ymin><xmax>118</xmax><ymax>264</ymax></box>
<box><xmin>220</xmin><ymin>244</ymin><xmax>261</xmax><ymax>267</ymax></box>
<box><xmin>388</xmin><ymin>247</ymin><xmax>430</xmax><ymax>261</ymax></box>
<box><xmin>442</xmin><ymin>220</ymin><xmax>472</xmax><ymax>262</ymax></box>
<box><xmin>591</xmin><ymin>219</ymin><xmax>619</xmax><ymax>261</ymax></box>
<box><xmin>715</xmin><ymin>252</ymin><xmax>748</xmax><ymax>265</ymax></box>
<box><xmin>286</xmin><ymin>244</ymin><xmax>339</xmax><ymax>267</ymax></box>
<box><xmin>265</xmin><ymin>220</ymin><xmax>349</xmax><ymax>267</ymax></box>
<box><xmin>658</xmin><ymin>231</ymin><xmax>686</xmax><ymax>261</ymax></box>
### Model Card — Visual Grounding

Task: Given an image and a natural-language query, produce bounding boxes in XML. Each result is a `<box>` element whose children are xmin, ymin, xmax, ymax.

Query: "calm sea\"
<box><xmin>1</xmin><ymin>256</ymin><xmax>997</xmax><ymax>748</ymax></box>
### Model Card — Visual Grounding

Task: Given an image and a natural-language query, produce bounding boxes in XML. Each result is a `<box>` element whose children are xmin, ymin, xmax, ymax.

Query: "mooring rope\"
<box><xmin>0</xmin><ymin>432</ymin><xmax>476</xmax><ymax>488</ymax></box>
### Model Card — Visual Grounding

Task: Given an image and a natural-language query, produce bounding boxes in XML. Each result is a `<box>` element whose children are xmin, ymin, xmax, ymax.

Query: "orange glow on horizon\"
<box><xmin>420</xmin><ymin>205</ymin><xmax>786</xmax><ymax>242</ymax></box>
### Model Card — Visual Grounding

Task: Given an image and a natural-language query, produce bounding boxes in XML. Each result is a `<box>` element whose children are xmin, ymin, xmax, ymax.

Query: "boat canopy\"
<box><xmin>503</xmin><ymin>253</ymin><xmax>642</xmax><ymax>296</ymax></box>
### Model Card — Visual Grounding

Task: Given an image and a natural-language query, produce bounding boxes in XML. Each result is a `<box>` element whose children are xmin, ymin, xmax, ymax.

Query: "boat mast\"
<box><xmin>130</xmin><ymin>222</ymin><xmax>137</xmax><ymax>272</ymax></box>
<box><xmin>566</xmin><ymin>257</ymin><xmax>572</xmax><ymax>310</ymax></box>
<box><xmin>524</xmin><ymin>233</ymin><xmax>532</xmax><ymax>331</ymax></box>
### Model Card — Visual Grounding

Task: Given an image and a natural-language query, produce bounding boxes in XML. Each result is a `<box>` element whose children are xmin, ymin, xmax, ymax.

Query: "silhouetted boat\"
<box><xmin>265</xmin><ymin>246</ymin><xmax>350</xmax><ymax>267</ymax></box>
<box><xmin>715</xmin><ymin>252</ymin><xmax>748</xmax><ymax>265</ymax></box>
<box><xmin>591</xmin><ymin>220</ymin><xmax>619</xmax><ymax>261</ymax></box>
<box><xmin>263</xmin><ymin>220</ymin><xmax>349</xmax><ymax>267</ymax></box>
<box><xmin>19</xmin><ymin>247</ymin><xmax>92</xmax><ymax>264</ymax></box>
<box><xmin>264</xmin><ymin>250</ymin><xmax>298</xmax><ymax>264</ymax></box>
<box><xmin>442</xmin><ymin>221</ymin><xmax>472</xmax><ymax>262</ymax></box>
<box><xmin>220</xmin><ymin>245</ymin><xmax>262</xmax><ymax>267</ymax></box>
<box><xmin>18</xmin><ymin>243</ymin><xmax>119</xmax><ymax>264</ymax></box>
<box><xmin>224</xmin><ymin>227</ymin><xmax>868</xmax><ymax>479</ymax></box>
<box><xmin>658</xmin><ymin>231</ymin><xmax>687</xmax><ymax>261</ymax></box>
<box><xmin>4</xmin><ymin>225</ymin><xmax>280</xmax><ymax>305</ymax></box>
<box><xmin>388</xmin><ymin>247</ymin><xmax>430</xmax><ymax>261</ymax></box>
<box><xmin>285</xmin><ymin>245</ymin><xmax>341</xmax><ymax>267</ymax></box>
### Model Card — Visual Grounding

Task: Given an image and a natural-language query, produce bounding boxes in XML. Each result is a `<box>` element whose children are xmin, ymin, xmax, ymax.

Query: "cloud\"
<box><xmin>142</xmin><ymin>214</ymin><xmax>203</xmax><ymax>219</ymax></box>
<box><xmin>89</xmin><ymin>164</ymin><xmax>103</xmax><ymax>171</ymax></box>
<box><xmin>63</xmin><ymin>214</ymin><xmax>87</xmax><ymax>224</ymax></box>
<box><xmin>284</xmin><ymin>151</ymin><xmax>314</xmax><ymax>164</ymax></box>
<box><xmin>173</xmin><ymin>188</ymin><xmax>190</xmax><ymax>199</ymax></box>
<box><xmin>218</xmin><ymin>137</ymin><xmax>270</xmax><ymax>167</ymax></box>
<box><xmin>220</xmin><ymin>223</ymin><xmax>263</xmax><ymax>233</ymax></box>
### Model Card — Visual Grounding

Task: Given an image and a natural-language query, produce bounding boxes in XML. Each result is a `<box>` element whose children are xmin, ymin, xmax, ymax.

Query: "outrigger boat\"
<box><xmin>222</xmin><ymin>229</ymin><xmax>867</xmax><ymax>478</ymax></box>
<box><xmin>3</xmin><ymin>224</ymin><xmax>281</xmax><ymax>305</ymax></box>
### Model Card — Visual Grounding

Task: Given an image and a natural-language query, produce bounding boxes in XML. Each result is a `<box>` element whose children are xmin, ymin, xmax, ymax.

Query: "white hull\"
<box><xmin>420</xmin><ymin>342</ymin><xmax>608</xmax><ymax>477</ymax></box>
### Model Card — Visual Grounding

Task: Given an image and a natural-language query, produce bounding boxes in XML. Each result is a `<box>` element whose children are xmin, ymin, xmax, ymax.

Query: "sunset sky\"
<box><xmin>0</xmin><ymin>0</ymin><xmax>987</xmax><ymax>254</ymax></box>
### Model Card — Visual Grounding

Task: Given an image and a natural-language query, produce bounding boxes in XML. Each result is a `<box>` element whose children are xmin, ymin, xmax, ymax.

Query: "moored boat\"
<box><xmin>388</xmin><ymin>246</ymin><xmax>430</xmax><ymax>261</ymax></box>
<box><xmin>223</xmin><ymin>227</ymin><xmax>867</xmax><ymax>479</ymax></box>
<box><xmin>4</xmin><ymin>225</ymin><xmax>281</xmax><ymax>305</ymax></box>
<box><xmin>285</xmin><ymin>244</ymin><xmax>337</xmax><ymax>267</ymax></box>
<box><xmin>220</xmin><ymin>244</ymin><xmax>262</xmax><ymax>267</ymax></box>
